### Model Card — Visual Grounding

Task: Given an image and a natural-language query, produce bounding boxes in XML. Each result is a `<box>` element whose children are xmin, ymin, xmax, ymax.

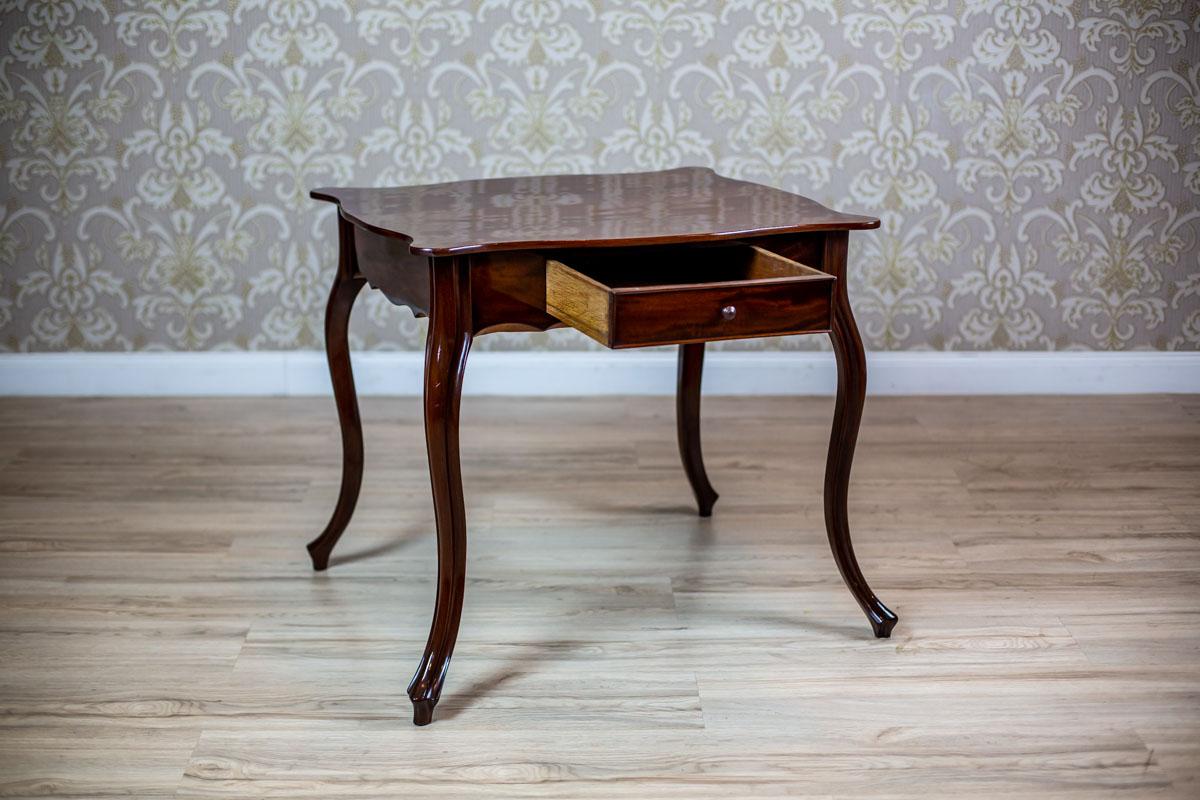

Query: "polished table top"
<box><xmin>312</xmin><ymin>167</ymin><xmax>878</xmax><ymax>255</ymax></box>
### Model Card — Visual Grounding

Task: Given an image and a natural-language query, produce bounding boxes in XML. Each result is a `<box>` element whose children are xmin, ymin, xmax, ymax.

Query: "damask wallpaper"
<box><xmin>1</xmin><ymin>0</ymin><xmax>1197</xmax><ymax>353</ymax></box>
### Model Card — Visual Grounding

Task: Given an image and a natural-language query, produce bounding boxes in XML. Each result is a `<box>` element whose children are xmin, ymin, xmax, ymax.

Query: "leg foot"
<box><xmin>411</xmin><ymin>696</ymin><xmax>437</xmax><ymax>726</ymax></box>
<box><xmin>307</xmin><ymin>540</ymin><xmax>333</xmax><ymax>572</ymax></box>
<box><xmin>407</xmin><ymin>257</ymin><xmax>472</xmax><ymax>726</ymax></box>
<box><xmin>822</xmin><ymin>232</ymin><xmax>898</xmax><ymax>638</ymax></box>
<box><xmin>868</xmin><ymin>606</ymin><xmax>899</xmax><ymax>639</ymax></box>
<box><xmin>677</xmin><ymin>343</ymin><xmax>718</xmax><ymax>517</ymax></box>
<box><xmin>307</xmin><ymin>217</ymin><xmax>366</xmax><ymax>571</ymax></box>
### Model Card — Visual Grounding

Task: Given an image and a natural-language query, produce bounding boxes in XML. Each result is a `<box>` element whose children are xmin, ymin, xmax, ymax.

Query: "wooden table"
<box><xmin>308</xmin><ymin>167</ymin><xmax>896</xmax><ymax>725</ymax></box>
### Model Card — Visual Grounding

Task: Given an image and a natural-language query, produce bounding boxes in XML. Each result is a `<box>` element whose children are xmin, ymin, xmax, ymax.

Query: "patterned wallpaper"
<box><xmin>1</xmin><ymin>0</ymin><xmax>1197</xmax><ymax>353</ymax></box>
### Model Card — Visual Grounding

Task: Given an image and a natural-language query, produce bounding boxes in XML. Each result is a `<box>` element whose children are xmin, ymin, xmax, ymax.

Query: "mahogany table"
<box><xmin>308</xmin><ymin>167</ymin><xmax>897</xmax><ymax>725</ymax></box>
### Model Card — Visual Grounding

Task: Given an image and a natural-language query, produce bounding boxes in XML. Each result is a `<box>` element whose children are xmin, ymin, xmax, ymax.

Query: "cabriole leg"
<box><xmin>823</xmin><ymin>232</ymin><xmax>898</xmax><ymax>639</ymax></box>
<box><xmin>307</xmin><ymin>217</ymin><xmax>366</xmax><ymax>571</ymax></box>
<box><xmin>677</xmin><ymin>342</ymin><xmax>718</xmax><ymax>516</ymax></box>
<box><xmin>408</xmin><ymin>257</ymin><xmax>472</xmax><ymax>725</ymax></box>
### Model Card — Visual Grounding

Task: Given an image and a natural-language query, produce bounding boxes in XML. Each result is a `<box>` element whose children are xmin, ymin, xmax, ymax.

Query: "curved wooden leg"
<box><xmin>307</xmin><ymin>223</ymin><xmax>366</xmax><ymax>571</ymax></box>
<box><xmin>408</xmin><ymin>257</ymin><xmax>472</xmax><ymax>726</ymax></box>
<box><xmin>823</xmin><ymin>233</ymin><xmax>897</xmax><ymax>639</ymax></box>
<box><xmin>677</xmin><ymin>343</ymin><xmax>718</xmax><ymax>516</ymax></box>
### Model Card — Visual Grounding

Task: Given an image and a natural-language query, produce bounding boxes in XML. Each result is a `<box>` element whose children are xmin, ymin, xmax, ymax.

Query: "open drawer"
<box><xmin>543</xmin><ymin>244</ymin><xmax>834</xmax><ymax>349</ymax></box>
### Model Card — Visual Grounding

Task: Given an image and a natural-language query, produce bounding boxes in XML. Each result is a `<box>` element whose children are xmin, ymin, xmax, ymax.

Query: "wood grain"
<box><xmin>0</xmin><ymin>395</ymin><xmax>1197</xmax><ymax>797</ymax></box>
<box><xmin>544</xmin><ymin>258</ymin><xmax>614</xmax><ymax>344</ymax></box>
<box><xmin>312</xmin><ymin>167</ymin><xmax>878</xmax><ymax>255</ymax></box>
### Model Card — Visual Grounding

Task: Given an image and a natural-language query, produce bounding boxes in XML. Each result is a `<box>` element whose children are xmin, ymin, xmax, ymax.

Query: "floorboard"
<box><xmin>0</xmin><ymin>395</ymin><xmax>1196</xmax><ymax>798</ymax></box>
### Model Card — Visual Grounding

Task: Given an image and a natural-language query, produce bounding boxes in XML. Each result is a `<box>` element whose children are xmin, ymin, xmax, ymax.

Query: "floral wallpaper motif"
<box><xmin>0</xmin><ymin>0</ymin><xmax>1197</xmax><ymax>353</ymax></box>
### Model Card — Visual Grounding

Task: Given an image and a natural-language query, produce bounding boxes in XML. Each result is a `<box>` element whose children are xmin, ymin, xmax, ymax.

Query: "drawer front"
<box><xmin>611</xmin><ymin>280</ymin><xmax>832</xmax><ymax>347</ymax></box>
<box><xmin>544</xmin><ymin>245</ymin><xmax>834</xmax><ymax>349</ymax></box>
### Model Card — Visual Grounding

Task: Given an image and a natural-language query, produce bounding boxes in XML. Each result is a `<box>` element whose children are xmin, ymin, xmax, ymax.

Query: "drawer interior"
<box><xmin>546</xmin><ymin>244</ymin><xmax>827</xmax><ymax>290</ymax></box>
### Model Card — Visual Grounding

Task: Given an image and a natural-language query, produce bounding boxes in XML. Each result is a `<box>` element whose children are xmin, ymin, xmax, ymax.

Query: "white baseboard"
<box><xmin>0</xmin><ymin>350</ymin><xmax>1197</xmax><ymax>396</ymax></box>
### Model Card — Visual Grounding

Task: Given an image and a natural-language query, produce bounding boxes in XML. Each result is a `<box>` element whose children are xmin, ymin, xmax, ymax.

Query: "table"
<box><xmin>307</xmin><ymin>167</ymin><xmax>897</xmax><ymax>726</ymax></box>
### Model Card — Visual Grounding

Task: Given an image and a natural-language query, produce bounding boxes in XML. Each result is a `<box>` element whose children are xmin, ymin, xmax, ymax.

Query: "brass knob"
<box><xmin>721</xmin><ymin>305</ymin><xmax>737</xmax><ymax>321</ymax></box>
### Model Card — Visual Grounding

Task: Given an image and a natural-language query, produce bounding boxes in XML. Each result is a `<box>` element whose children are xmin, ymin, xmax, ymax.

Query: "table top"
<box><xmin>312</xmin><ymin>168</ymin><xmax>878</xmax><ymax>256</ymax></box>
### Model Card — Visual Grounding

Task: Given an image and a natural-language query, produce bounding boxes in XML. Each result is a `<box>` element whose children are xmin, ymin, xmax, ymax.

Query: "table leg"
<box><xmin>307</xmin><ymin>217</ymin><xmax>366</xmax><ymax>571</ymax></box>
<box><xmin>823</xmin><ymin>233</ymin><xmax>898</xmax><ymax>639</ymax></box>
<box><xmin>677</xmin><ymin>343</ymin><xmax>718</xmax><ymax>516</ymax></box>
<box><xmin>408</xmin><ymin>257</ymin><xmax>472</xmax><ymax>726</ymax></box>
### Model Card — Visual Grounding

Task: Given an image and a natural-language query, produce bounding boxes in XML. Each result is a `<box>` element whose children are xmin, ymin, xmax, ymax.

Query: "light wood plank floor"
<box><xmin>0</xmin><ymin>395</ymin><xmax>1197</xmax><ymax>798</ymax></box>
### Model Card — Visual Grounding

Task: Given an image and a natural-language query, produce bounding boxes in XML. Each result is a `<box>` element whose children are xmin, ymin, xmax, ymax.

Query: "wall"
<box><xmin>1</xmin><ymin>0</ymin><xmax>1197</xmax><ymax>354</ymax></box>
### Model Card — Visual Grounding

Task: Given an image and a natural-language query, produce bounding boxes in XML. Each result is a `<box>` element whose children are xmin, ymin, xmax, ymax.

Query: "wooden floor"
<box><xmin>0</xmin><ymin>395</ymin><xmax>1197</xmax><ymax>798</ymax></box>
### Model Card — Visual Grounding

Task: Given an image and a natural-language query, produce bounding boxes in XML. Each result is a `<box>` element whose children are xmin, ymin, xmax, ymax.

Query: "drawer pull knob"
<box><xmin>721</xmin><ymin>305</ymin><xmax>737</xmax><ymax>321</ymax></box>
